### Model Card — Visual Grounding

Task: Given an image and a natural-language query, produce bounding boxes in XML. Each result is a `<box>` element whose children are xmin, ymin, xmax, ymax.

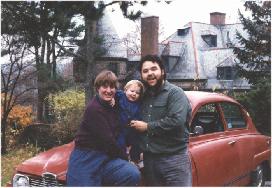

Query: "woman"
<box><xmin>66</xmin><ymin>70</ymin><xmax>140</xmax><ymax>186</ymax></box>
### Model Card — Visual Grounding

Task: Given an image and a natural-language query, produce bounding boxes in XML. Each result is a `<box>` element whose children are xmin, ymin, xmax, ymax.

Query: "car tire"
<box><xmin>250</xmin><ymin>164</ymin><xmax>265</xmax><ymax>187</ymax></box>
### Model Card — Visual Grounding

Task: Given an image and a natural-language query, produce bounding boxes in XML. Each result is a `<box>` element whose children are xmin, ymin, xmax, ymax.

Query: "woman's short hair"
<box><xmin>94</xmin><ymin>70</ymin><xmax>118</xmax><ymax>90</ymax></box>
<box><xmin>124</xmin><ymin>80</ymin><xmax>145</xmax><ymax>97</ymax></box>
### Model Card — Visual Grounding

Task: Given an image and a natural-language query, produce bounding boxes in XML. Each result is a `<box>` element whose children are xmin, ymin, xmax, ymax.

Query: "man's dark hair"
<box><xmin>138</xmin><ymin>55</ymin><xmax>166</xmax><ymax>80</ymax></box>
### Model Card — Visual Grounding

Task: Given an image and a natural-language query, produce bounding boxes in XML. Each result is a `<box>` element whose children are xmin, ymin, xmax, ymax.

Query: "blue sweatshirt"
<box><xmin>116</xmin><ymin>90</ymin><xmax>141</xmax><ymax>127</ymax></box>
<box><xmin>115</xmin><ymin>90</ymin><xmax>142</xmax><ymax>151</ymax></box>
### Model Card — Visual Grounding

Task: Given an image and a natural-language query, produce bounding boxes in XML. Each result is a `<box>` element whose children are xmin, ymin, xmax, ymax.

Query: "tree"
<box><xmin>236</xmin><ymin>79</ymin><xmax>270</xmax><ymax>135</ymax></box>
<box><xmin>1</xmin><ymin>1</ymin><xmax>83</xmax><ymax>121</ymax></box>
<box><xmin>234</xmin><ymin>1</ymin><xmax>271</xmax><ymax>135</ymax></box>
<box><xmin>1</xmin><ymin>35</ymin><xmax>36</xmax><ymax>154</ymax></box>
<box><xmin>2</xmin><ymin>1</ymin><xmax>148</xmax><ymax>108</ymax></box>
<box><xmin>234</xmin><ymin>1</ymin><xmax>271</xmax><ymax>84</ymax></box>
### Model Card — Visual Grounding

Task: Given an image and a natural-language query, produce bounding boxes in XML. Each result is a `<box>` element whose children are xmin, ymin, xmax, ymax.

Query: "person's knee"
<box><xmin>125</xmin><ymin>164</ymin><xmax>141</xmax><ymax>185</ymax></box>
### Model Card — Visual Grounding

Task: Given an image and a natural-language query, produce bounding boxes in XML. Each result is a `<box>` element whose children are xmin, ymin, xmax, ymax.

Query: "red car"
<box><xmin>10</xmin><ymin>91</ymin><xmax>271</xmax><ymax>186</ymax></box>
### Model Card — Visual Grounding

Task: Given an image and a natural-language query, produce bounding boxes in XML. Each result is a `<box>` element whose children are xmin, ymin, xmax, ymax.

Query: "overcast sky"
<box><xmin>107</xmin><ymin>0</ymin><xmax>247</xmax><ymax>40</ymax></box>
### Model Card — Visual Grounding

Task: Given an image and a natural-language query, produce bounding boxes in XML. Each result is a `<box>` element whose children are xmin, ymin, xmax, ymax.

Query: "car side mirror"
<box><xmin>194</xmin><ymin>126</ymin><xmax>204</xmax><ymax>136</ymax></box>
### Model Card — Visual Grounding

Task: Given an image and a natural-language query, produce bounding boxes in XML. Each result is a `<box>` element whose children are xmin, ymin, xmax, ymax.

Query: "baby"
<box><xmin>115</xmin><ymin>80</ymin><xmax>144</xmax><ymax>162</ymax></box>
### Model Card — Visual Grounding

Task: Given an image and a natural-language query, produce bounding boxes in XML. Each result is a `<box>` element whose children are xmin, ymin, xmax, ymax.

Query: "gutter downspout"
<box><xmin>190</xmin><ymin>22</ymin><xmax>199</xmax><ymax>80</ymax></box>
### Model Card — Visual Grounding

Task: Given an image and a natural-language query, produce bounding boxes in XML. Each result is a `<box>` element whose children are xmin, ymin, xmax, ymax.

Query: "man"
<box><xmin>130</xmin><ymin>55</ymin><xmax>192</xmax><ymax>186</ymax></box>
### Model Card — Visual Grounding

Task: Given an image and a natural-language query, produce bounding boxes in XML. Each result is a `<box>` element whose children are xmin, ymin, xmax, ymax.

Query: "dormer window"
<box><xmin>202</xmin><ymin>34</ymin><xmax>217</xmax><ymax>47</ymax></box>
<box><xmin>177</xmin><ymin>27</ymin><xmax>189</xmax><ymax>36</ymax></box>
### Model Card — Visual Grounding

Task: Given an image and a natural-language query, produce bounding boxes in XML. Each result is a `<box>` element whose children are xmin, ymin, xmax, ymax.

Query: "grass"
<box><xmin>1</xmin><ymin>144</ymin><xmax>41</xmax><ymax>186</ymax></box>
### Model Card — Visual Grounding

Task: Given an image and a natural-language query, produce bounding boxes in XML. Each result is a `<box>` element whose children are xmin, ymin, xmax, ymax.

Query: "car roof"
<box><xmin>185</xmin><ymin>91</ymin><xmax>238</xmax><ymax>110</ymax></box>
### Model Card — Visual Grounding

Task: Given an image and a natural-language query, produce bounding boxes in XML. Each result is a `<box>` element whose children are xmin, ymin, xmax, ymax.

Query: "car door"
<box><xmin>189</xmin><ymin>102</ymin><xmax>241</xmax><ymax>186</ymax></box>
<box><xmin>219</xmin><ymin>102</ymin><xmax>253</xmax><ymax>185</ymax></box>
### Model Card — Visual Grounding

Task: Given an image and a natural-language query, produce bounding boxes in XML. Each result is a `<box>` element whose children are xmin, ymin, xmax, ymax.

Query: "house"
<box><xmin>136</xmin><ymin>13</ymin><xmax>251</xmax><ymax>92</ymax></box>
<box><xmin>73</xmin><ymin>11</ymin><xmax>250</xmax><ymax>92</ymax></box>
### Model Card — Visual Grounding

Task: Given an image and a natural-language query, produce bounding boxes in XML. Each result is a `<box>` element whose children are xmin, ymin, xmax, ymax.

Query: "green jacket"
<box><xmin>139</xmin><ymin>81</ymin><xmax>192</xmax><ymax>154</ymax></box>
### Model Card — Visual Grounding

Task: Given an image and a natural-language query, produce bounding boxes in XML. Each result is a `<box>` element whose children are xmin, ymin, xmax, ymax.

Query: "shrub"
<box><xmin>48</xmin><ymin>89</ymin><xmax>85</xmax><ymax>145</ymax></box>
<box><xmin>2</xmin><ymin>105</ymin><xmax>33</xmax><ymax>149</ymax></box>
<box><xmin>19</xmin><ymin>89</ymin><xmax>85</xmax><ymax>149</ymax></box>
<box><xmin>19</xmin><ymin>123</ymin><xmax>57</xmax><ymax>149</ymax></box>
<box><xmin>236</xmin><ymin>79</ymin><xmax>271</xmax><ymax>135</ymax></box>
<box><xmin>7</xmin><ymin>105</ymin><xmax>33</xmax><ymax>127</ymax></box>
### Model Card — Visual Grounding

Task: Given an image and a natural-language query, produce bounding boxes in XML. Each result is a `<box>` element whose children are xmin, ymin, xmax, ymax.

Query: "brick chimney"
<box><xmin>210</xmin><ymin>12</ymin><xmax>226</xmax><ymax>25</ymax></box>
<box><xmin>141</xmin><ymin>16</ymin><xmax>159</xmax><ymax>57</ymax></box>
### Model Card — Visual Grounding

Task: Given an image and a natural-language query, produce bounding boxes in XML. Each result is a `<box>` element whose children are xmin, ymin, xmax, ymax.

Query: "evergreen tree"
<box><xmin>234</xmin><ymin>1</ymin><xmax>271</xmax><ymax>135</ymax></box>
<box><xmin>237</xmin><ymin>79</ymin><xmax>270</xmax><ymax>135</ymax></box>
<box><xmin>234</xmin><ymin>1</ymin><xmax>271</xmax><ymax>84</ymax></box>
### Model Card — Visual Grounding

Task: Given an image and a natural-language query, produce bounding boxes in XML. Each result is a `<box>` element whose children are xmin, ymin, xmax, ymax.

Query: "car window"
<box><xmin>190</xmin><ymin>103</ymin><xmax>224</xmax><ymax>136</ymax></box>
<box><xmin>220</xmin><ymin>102</ymin><xmax>247</xmax><ymax>129</ymax></box>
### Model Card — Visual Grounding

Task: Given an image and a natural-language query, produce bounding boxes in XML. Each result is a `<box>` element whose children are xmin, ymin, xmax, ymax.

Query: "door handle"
<box><xmin>228</xmin><ymin>140</ymin><xmax>236</xmax><ymax>145</ymax></box>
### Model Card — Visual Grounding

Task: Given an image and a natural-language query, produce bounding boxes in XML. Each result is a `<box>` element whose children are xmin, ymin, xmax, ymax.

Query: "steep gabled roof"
<box><xmin>97</xmin><ymin>11</ymin><xmax>127</xmax><ymax>59</ymax></box>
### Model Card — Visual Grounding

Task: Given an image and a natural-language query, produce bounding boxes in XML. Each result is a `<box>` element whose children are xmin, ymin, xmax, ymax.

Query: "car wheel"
<box><xmin>250</xmin><ymin>164</ymin><xmax>265</xmax><ymax>187</ymax></box>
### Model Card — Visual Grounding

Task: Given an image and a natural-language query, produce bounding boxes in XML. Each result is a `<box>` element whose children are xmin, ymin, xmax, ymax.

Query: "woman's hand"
<box><xmin>110</xmin><ymin>98</ymin><xmax>116</xmax><ymax>107</ymax></box>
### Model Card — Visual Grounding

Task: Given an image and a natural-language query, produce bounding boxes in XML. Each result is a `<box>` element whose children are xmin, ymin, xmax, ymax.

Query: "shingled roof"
<box><xmin>159</xmin><ymin>20</ymin><xmax>250</xmax><ymax>90</ymax></box>
<box><xmin>97</xmin><ymin>11</ymin><xmax>127</xmax><ymax>59</ymax></box>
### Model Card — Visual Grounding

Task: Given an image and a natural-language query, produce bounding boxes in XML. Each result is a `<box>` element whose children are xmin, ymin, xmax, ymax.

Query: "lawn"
<box><xmin>1</xmin><ymin>144</ymin><xmax>41</xmax><ymax>186</ymax></box>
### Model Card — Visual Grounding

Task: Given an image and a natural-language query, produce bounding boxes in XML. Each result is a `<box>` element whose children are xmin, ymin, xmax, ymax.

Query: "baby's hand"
<box><xmin>129</xmin><ymin>161</ymin><xmax>137</xmax><ymax>166</ymax></box>
<box><xmin>110</xmin><ymin>98</ymin><xmax>115</xmax><ymax>107</ymax></box>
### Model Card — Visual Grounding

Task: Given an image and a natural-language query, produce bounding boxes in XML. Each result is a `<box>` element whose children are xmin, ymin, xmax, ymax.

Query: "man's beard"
<box><xmin>142</xmin><ymin>74</ymin><xmax>164</xmax><ymax>96</ymax></box>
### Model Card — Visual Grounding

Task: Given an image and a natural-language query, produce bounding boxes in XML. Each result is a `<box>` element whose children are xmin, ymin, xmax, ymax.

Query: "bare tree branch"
<box><xmin>100</xmin><ymin>1</ymin><xmax>120</xmax><ymax>9</ymax></box>
<box><xmin>48</xmin><ymin>35</ymin><xmax>86</xmax><ymax>62</ymax></box>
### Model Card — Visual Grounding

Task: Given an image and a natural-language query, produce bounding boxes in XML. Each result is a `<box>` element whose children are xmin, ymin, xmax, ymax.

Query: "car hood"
<box><xmin>16</xmin><ymin>142</ymin><xmax>74</xmax><ymax>181</ymax></box>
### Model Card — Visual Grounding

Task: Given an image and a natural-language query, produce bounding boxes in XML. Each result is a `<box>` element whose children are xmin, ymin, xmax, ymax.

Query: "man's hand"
<box><xmin>130</xmin><ymin>120</ymin><xmax>148</xmax><ymax>132</ymax></box>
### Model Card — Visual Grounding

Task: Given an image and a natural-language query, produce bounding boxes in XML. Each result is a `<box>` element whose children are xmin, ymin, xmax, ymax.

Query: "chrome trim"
<box><xmin>42</xmin><ymin>172</ymin><xmax>58</xmax><ymax>186</ymax></box>
<box><xmin>13</xmin><ymin>174</ymin><xmax>30</xmax><ymax>187</ymax></box>
<box><xmin>13</xmin><ymin>172</ymin><xmax>65</xmax><ymax>187</ymax></box>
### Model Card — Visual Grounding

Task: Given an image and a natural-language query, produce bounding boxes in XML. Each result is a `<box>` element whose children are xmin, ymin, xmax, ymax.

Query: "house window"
<box><xmin>161</xmin><ymin>56</ymin><xmax>179</xmax><ymax>73</ymax></box>
<box><xmin>217</xmin><ymin>66</ymin><xmax>236</xmax><ymax>80</ymax></box>
<box><xmin>226</xmin><ymin>31</ymin><xmax>233</xmax><ymax>47</ymax></box>
<box><xmin>201</xmin><ymin>34</ymin><xmax>217</xmax><ymax>47</ymax></box>
<box><xmin>162</xmin><ymin>56</ymin><xmax>170</xmax><ymax>72</ymax></box>
<box><xmin>108</xmin><ymin>63</ymin><xmax>118</xmax><ymax>75</ymax></box>
<box><xmin>177</xmin><ymin>28</ymin><xmax>189</xmax><ymax>36</ymax></box>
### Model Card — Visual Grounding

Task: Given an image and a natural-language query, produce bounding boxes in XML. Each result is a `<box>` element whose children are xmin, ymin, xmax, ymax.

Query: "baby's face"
<box><xmin>125</xmin><ymin>84</ymin><xmax>141</xmax><ymax>102</ymax></box>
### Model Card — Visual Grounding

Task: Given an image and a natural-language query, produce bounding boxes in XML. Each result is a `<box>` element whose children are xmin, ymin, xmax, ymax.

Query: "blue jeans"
<box><xmin>66</xmin><ymin>148</ymin><xmax>140</xmax><ymax>186</ymax></box>
<box><xmin>117</xmin><ymin>128</ymin><xmax>142</xmax><ymax>161</ymax></box>
<box><xmin>143</xmin><ymin>150</ymin><xmax>192</xmax><ymax>186</ymax></box>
